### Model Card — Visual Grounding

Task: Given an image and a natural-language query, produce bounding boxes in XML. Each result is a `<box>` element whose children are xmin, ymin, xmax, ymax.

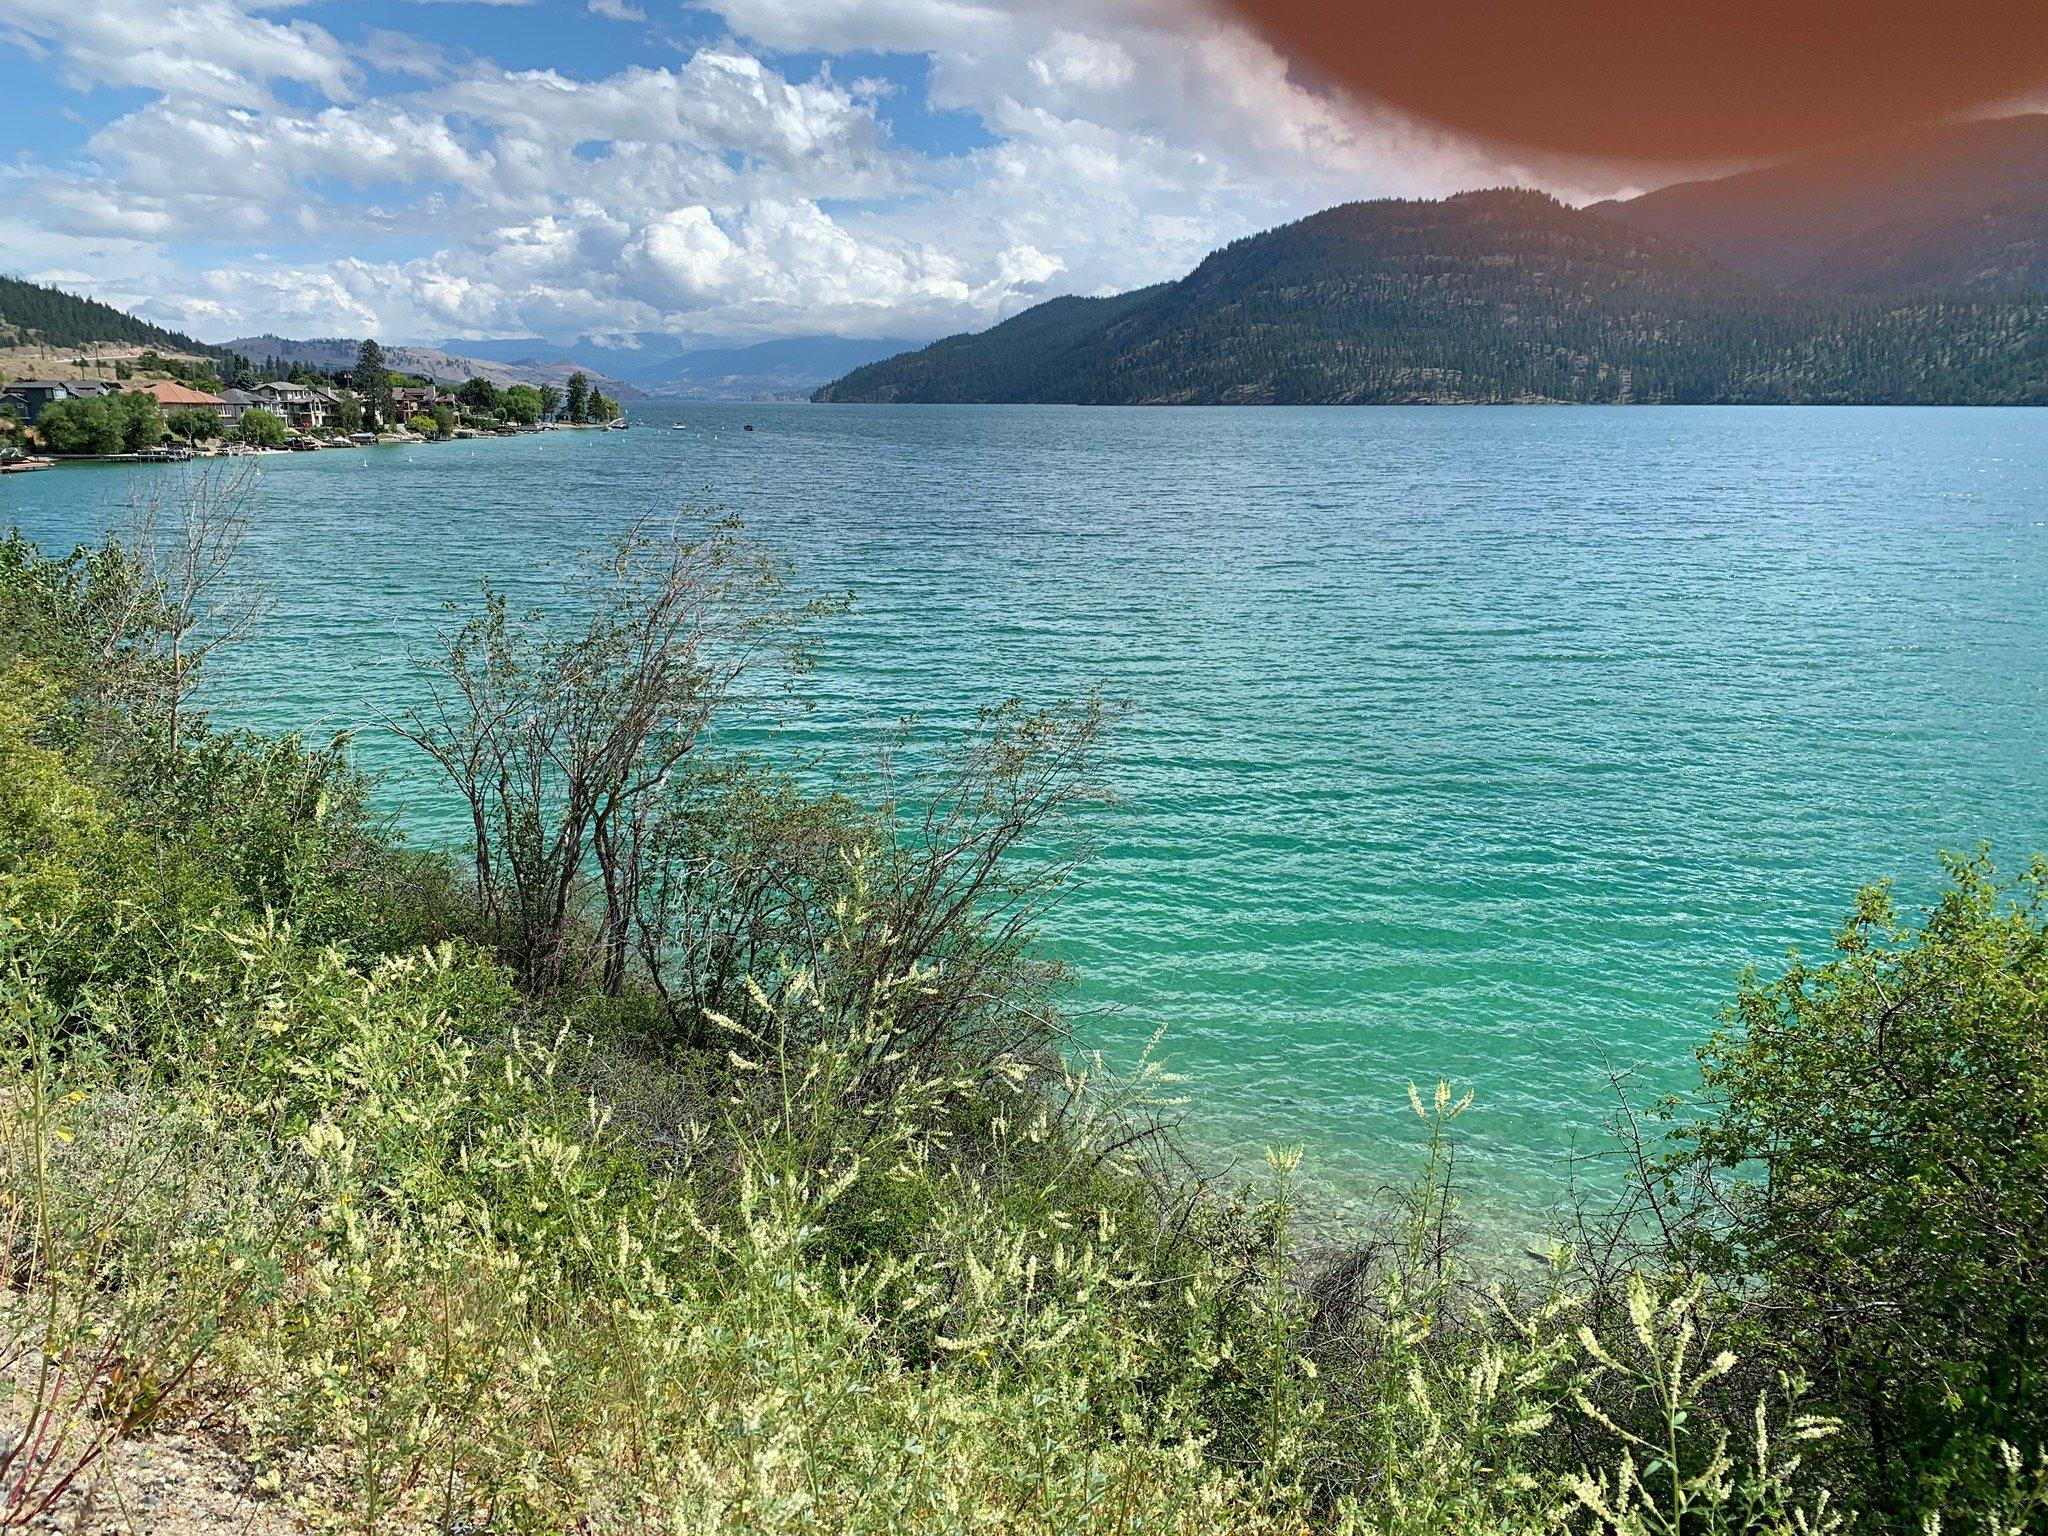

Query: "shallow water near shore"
<box><xmin>7</xmin><ymin>403</ymin><xmax>2046</xmax><ymax>1224</ymax></box>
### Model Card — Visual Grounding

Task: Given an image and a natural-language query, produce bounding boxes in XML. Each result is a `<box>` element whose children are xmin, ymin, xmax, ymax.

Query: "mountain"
<box><xmin>1602</xmin><ymin>115</ymin><xmax>2048</xmax><ymax>295</ymax></box>
<box><xmin>223</xmin><ymin>335</ymin><xmax>645</xmax><ymax>400</ymax></box>
<box><xmin>0</xmin><ymin>275</ymin><xmax>226</xmax><ymax>358</ymax></box>
<box><xmin>428</xmin><ymin>337</ymin><xmax>590</xmax><ymax>366</ymax></box>
<box><xmin>816</xmin><ymin>190</ymin><xmax>2048</xmax><ymax>406</ymax></box>
<box><xmin>627</xmin><ymin>337</ymin><xmax>924</xmax><ymax>399</ymax></box>
<box><xmin>819</xmin><ymin>292</ymin><xmax>1161</xmax><ymax>405</ymax></box>
<box><xmin>434</xmin><ymin>334</ymin><xmax>922</xmax><ymax>398</ymax></box>
<box><xmin>435</xmin><ymin>333</ymin><xmax>705</xmax><ymax>379</ymax></box>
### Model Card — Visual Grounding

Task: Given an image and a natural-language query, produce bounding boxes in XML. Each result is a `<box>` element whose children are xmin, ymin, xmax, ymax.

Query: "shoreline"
<box><xmin>9</xmin><ymin>417</ymin><xmax>626</xmax><ymax>468</ymax></box>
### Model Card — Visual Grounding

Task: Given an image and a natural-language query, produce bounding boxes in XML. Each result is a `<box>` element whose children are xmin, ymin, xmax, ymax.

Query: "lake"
<box><xmin>7</xmin><ymin>404</ymin><xmax>2045</xmax><ymax>1220</ymax></box>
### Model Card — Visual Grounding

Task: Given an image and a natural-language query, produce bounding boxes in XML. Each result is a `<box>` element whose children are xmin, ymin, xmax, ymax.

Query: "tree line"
<box><xmin>0</xmin><ymin>274</ymin><xmax>226</xmax><ymax>357</ymax></box>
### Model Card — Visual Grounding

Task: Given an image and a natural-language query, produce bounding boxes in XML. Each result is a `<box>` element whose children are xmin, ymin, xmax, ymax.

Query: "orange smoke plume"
<box><xmin>1219</xmin><ymin>0</ymin><xmax>2048</xmax><ymax>162</ymax></box>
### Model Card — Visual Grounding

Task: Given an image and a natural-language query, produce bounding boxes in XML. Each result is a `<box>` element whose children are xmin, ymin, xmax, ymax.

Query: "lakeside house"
<box><xmin>0</xmin><ymin>378</ymin><xmax>114</xmax><ymax>422</ymax></box>
<box><xmin>251</xmin><ymin>381</ymin><xmax>342</xmax><ymax>430</ymax></box>
<box><xmin>216</xmin><ymin>387</ymin><xmax>260</xmax><ymax>425</ymax></box>
<box><xmin>128</xmin><ymin>378</ymin><xmax>230</xmax><ymax>415</ymax></box>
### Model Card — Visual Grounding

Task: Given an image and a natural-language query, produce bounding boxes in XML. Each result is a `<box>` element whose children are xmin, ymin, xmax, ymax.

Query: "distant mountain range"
<box><xmin>223</xmin><ymin>335</ymin><xmax>647</xmax><ymax>400</ymax></box>
<box><xmin>0</xmin><ymin>273</ymin><xmax>908</xmax><ymax>402</ymax></box>
<box><xmin>631</xmin><ymin>336</ymin><xmax>922</xmax><ymax>399</ymax></box>
<box><xmin>433</xmin><ymin>334</ymin><xmax>919</xmax><ymax>399</ymax></box>
<box><xmin>1600</xmin><ymin>114</ymin><xmax>2048</xmax><ymax>295</ymax></box>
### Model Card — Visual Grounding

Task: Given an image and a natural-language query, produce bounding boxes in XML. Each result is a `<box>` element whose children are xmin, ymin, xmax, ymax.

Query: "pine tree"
<box><xmin>356</xmin><ymin>339</ymin><xmax>395</xmax><ymax>428</ymax></box>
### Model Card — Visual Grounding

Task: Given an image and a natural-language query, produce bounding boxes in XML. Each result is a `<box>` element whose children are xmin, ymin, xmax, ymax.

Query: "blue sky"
<box><xmin>2</xmin><ymin>0</ymin><xmax>1600</xmax><ymax>347</ymax></box>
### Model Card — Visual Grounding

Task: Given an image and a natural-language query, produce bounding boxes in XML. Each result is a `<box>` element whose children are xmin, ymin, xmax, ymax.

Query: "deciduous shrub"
<box><xmin>1663</xmin><ymin>854</ymin><xmax>2048</xmax><ymax>1527</ymax></box>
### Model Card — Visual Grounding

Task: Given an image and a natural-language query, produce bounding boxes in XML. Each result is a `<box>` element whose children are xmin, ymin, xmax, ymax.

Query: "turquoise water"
<box><xmin>7</xmin><ymin>405</ymin><xmax>2046</xmax><ymax>1213</ymax></box>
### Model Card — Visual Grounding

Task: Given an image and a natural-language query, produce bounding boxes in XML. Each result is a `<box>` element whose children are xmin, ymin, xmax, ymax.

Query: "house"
<box><xmin>127</xmin><ymin>379</ymin><xmax>229</xmax><ymax>416</ymax></box>
<box><xmin>216</xmin><ymin>388</ymin><xmax>261</xmax><ymax>425</ymax></box>
<box><xmin>251</xmin><ymin>382</ymin><xmax>343</xmax><ymax>431</ymax></box>
<box><xmin>392</xmin><ymin>385</ymin><xmax>441</xmax><ymax>419</ymax></box>
<box><xmin>0</xmin><ymin>381</ymin><xmax>77</xmax><ymax>423</ymax></box>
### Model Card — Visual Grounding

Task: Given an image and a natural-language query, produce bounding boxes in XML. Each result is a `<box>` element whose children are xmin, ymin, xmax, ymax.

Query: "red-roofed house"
<box><xmin>127</xmin><ymin>379</ymin><xmax>231</xmax><ymax>416</ymax></box>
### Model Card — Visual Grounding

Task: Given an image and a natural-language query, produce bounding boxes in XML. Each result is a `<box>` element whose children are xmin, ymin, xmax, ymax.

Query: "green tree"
<box><xmin>537</xmin><ymin>383</ymin><xmax>563</xmax><ymax>421</ymax></box>
<box><xmin>166</xmin><ymin>407</ymin><xmax>220</xmax><ymax>445</ymax></box>
<box><xmin>335</xmin><ymin>396</ymin><xmax>364</xmax><ymax>435</ymax></box>
<box><xmin>35</xmin><ymin>397</ymin><xmax>124</xmax><ymax>455</ymax></box>
<box><xmin>565</xmin><ymin>371</ymin><xmax>589</xmax><ymax>425</ymax></box>
<box><xmin>431</xmin><ymin>403</ymin><xmax>456</xmax><ymax>438</ymax></box>
<box><xmin>355</xmin><ymin>339</ymin><xmax>394</xmax><ymax>428</ymax></box>
<box><xmin>456</xmin><ymin>376</ymin><xmax>501</xmax><ymax>418</ymax></box>
<box><xmin>237</xmin><ymin>408</ymin><xmax>288</xmax><ymax>448</ymax></box>
<box><xmin>114</xmin><ymin>390</ymin><xmax>166</xmax><ymax>452</ymax></box>
<box><xmin>407</xmin><ymin>412</ymin><xmax>440</xmax><ymax>439</ymax></box>
<box><xmin>500</xmin><ymin>384</ymin><xmax>543</xmax><ymax>425</ymax></box>
<box><xmin>1665</xmin><ymin>853</ymin><xmax>2048</xmax><ymax>1527</ymax></box>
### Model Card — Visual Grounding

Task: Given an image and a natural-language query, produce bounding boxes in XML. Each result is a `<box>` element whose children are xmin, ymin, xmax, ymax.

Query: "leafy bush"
<box><xmin>501</xmin><ymin>383</ymin><xmax>543</xmax><ymax>424</ymax></box>
<box><xmin>1664</xmin><ymin>854</ymin><xmax>2048</xmax><ymax>1526</ymax></box>
<box><xmin>238</xmin><ymin>407</ymin><xmax>288</xmax><ymax>447</ymax></box>
<box><xmin>166</xmin><ymin>405</ymin><xmax>220</xmax><ymax>443</ymax></box>
<box><xmin>33</xmin><ymin>396</ymin><xmax>124</xmax><ymax>455</ymax></box>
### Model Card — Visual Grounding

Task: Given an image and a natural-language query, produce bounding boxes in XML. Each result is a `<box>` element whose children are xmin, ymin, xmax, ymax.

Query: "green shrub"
<box><xmin>33</xmin><ymin>396</ymin><xmax>124</xmax><ymax>455</ymax></box>
<box><xmin>0</xmin><ymin>529</ymin><xmax>172</xmax><ymax>708</ymax></box>
<box><xmin>238</xmin><ymin>407</ymin><xmax>288</xmax><ymax>447</ymax></box>
<box><xmin>1665</xmin><ymin>854</ymin><xmax>2048</xmax><ymax>1527</ymax></box>
<box><xmin>0</xmin><ymin>663</ymin><xmax>103</xmax><ymax>909</ymax></box>
<box><xmin>166</xmin><ymin>405</ymin><xmax>220</xmax><ymax>444</ymax></box>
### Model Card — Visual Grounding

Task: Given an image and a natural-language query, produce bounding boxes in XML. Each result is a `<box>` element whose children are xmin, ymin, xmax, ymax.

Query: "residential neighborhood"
<box><xmin>1</xmin><ymin>341</ymin><xmax>625</xmax><ymax>470</ymax></box>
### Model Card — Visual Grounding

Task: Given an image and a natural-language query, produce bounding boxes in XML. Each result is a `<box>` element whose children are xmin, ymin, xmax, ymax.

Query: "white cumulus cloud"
<box><xmin>5</xmin><ymin>0</ymin><xmax>1630</xmax><ymax>346</ymax></box>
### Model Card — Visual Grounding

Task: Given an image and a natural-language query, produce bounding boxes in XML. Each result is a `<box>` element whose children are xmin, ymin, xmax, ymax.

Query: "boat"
<box><xmin>607</xmin><ymin>418</ymin><xmax>629</xmax><ymax>430</ymax></box>
<box><xmin>671</xmin><ymin>424</ymin><xmax>688</xmax><ymax>431</ymax></box>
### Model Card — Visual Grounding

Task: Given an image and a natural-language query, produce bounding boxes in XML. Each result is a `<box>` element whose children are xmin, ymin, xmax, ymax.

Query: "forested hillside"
<box><xmin>820</xmin><ymin>288</ymin><xmax>1163</xmax><ymax>404</ymax></box>
<box><xmin>817</xmin><ymin>190</ymin><xmax>2048</xmax><ymax>405</ymax></box>
<box><xmin>1603</xmin><ymin>115</ymin><xmax>2048</xmax><ymax>295</ymax></box>
<box><xmin>0</xmin><ymin>274</ymin><xmax>224</xmax><ymax>357</ymax></box>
